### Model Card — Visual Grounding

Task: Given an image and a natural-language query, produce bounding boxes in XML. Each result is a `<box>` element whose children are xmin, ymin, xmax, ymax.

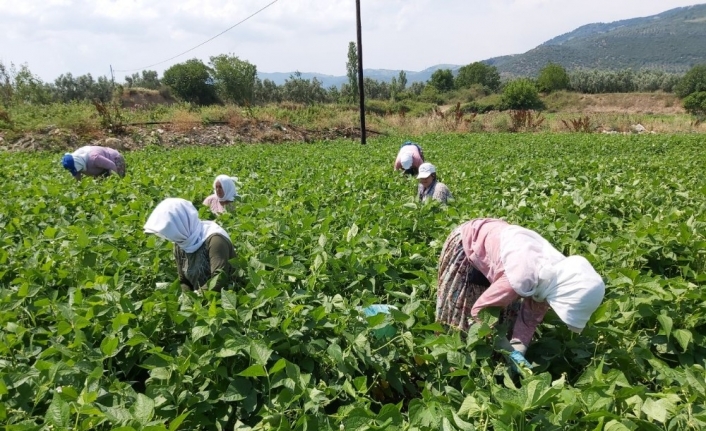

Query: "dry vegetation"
<box><xmin>0</xmin><ymin>91</ymin><xmax>704</xmax><ymax>152</ymax></box>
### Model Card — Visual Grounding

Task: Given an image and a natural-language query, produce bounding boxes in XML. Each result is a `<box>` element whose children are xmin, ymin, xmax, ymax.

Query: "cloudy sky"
<box><xmin>0</xmin><ymin>0</ymin><xmax>701</xmax><ymax>82</ymax></box>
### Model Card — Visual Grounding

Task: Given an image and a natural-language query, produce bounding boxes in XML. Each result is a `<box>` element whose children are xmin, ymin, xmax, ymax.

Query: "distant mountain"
<box><xmin>487</xmin><ymin>3</ymin><xmax>706</xmax><ymax>76</ymax></box>
<box><xmin>257</xmin><ymin>65</ymin><xmax>461</xmax><ymax>88</ymax></box>
<box><xmin>258</xmin><ymin>3</ymin><xmax>706</xmax><ymax>86</ymax></box>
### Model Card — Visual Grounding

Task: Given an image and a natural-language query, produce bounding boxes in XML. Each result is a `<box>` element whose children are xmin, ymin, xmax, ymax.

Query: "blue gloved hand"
<box><xmin>508</xmin><ymin>350</ymin><xmax>533</xmax><ymax>376</ymax></box>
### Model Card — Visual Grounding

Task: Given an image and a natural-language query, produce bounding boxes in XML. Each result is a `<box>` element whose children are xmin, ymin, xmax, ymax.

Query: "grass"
<box><xmin>0</xmin><ymin>92</ymin><xmax>704</xmax><ymax>145</ymax></box>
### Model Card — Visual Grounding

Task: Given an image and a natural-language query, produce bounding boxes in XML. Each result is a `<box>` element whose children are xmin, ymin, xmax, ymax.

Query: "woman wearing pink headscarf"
<box><xmin>203</xmin><ymin>175</ymin><xmax>239</xmax><ymax>215</ymax></box>
<box><xmin>144</xmin><ymin>198</ymin><xmax>236</xmax><ymax>292</ymax></box>
<box><xmin>436</xmin><ymin>218</ymin><xmax>605</xmax><ymax>369</ymax></box>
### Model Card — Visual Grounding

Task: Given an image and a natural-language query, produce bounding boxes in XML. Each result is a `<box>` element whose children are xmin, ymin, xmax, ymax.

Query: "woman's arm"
<box><xmin>470</xmin><ymin>275</ymin><xmax>519</xmax><ymax>322</ymax></box>
<box><xmin>173</xmin><ymin>246</ymin><xmax>192</xmax><ymax>291</ymax></box>
<box><xmin>91</xmin><ymin>154</ymin><xmax>119</xmax><ymax>174</ymax></box>
<box><xmin>207</xmin><ymin>235</ymin><xmax>234</xmax><ymax>291</ymax></box>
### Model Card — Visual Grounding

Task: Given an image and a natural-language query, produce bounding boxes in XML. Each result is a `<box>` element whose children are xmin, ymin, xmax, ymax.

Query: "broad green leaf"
<box><xmin>657</xmin><ymin>314</ymin><xmax>673</xmax><ymax>337</ymax></box>
<box><xmin>672</xmin><ymin>328</ymin><xmax>692</xmax><ymax>351</ymax></box>
<box><xmin>131</xmin><ymin>393</ymin><xmax>155</xmax><ymax>424</ymax></box>
<box><xmin>45</xmin><ymin>392</ymin><xmax>70</xmax><ymax>428</ymax></box>
<box><xmin>239</xmin><ymin>364</ymin><xmax>267</xmax><ymax>377</ymax></box>
<box><xmin>100</xmin><ymin>335</ymin><xmax>120</xmax><ymax>358</ymax></box>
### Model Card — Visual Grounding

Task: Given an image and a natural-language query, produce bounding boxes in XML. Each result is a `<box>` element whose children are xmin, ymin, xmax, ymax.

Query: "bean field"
<box><xmin>2</xmin><ymin>133</ymin><xmax>706</xmax><ymax>430</ymax></box>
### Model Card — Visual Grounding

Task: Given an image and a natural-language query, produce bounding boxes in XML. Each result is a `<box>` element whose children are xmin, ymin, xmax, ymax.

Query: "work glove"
<box><xmin>496</xmin><ymin>337</ymin><xmax>533</xmax><ymax>376</ymax></box>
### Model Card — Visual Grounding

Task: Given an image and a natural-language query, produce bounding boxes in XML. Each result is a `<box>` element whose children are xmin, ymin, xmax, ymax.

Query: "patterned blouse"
<box><xmin>203</xmin><ymin>194</ymin><xmax>235</xmax><ymax>215</ymax></box>
<box><xmin>173</xmin><ymin>234</ymin><xmax>235</xmax><ymax>291</ymax></box>
<box><xmin>417</xmin><ymin>180</ymin><xmax>452</xmax><ymax>204</ymax></box>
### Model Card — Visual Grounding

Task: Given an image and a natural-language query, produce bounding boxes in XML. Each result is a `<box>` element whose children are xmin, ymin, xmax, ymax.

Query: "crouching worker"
<box><xmin>61</xmin><ymin>145</ymin><xmax>126</xmax><ymax>180</ymax></box>
<box><xmin>393</xmin><ymin>141</ymin><xmax>424</xmax><ymax>176</ymax></box>
<box><xmin>436</xmin><ymin>218</ymin><xmax>605</xmax><ymax>371</ymax></box>
<box><xmin>417</xmin><ymin>163</ymin><xmax>452</xmax><ymax>204</ymax></box>
<box><xmin>144</xmin><ymin>198</ymin><xmax>236</xmax><ymax>292</ymax></box>
<box><xmin>203</xmin><ymin>174</ymin><xmax>240</xmax><ymax>215</ymax></box>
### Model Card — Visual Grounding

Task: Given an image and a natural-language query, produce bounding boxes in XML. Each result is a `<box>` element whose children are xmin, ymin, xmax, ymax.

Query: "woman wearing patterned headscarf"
<box><xmin>61</xmin><ymin>145</ymin><xmax>126</xmax><ymax>180</ymax></box>
<box><xmin>436</xmin><ymin>218</ymin><xmax>605</xmax><ymax>370</ymax></box>
<box><xmin>203</xmin><ymin>175</ymin><xmax>239</xmax><ymax>215</ymax></box>
<box><xmin>144</xmin><ymin>198</ymin><xmax>236</xmax><ymax>292</ymax></box>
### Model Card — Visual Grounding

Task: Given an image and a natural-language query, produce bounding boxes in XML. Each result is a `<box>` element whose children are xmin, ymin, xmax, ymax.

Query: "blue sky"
<box><xmin>0</xmin><ymin>0</ymin><xmax>701</xmax><ymax>82</ymax></box>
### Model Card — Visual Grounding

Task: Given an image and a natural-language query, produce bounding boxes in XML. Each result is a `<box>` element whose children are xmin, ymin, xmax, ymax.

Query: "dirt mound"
<box><xmin>0</xmin><ymin>119</ymin><xmax>377</xmax><ymax>152</ymax></box>
<box><xmin>119</xmin><ymin>88</ymin><xmax>177</xmax><ymax>108</ymax></box>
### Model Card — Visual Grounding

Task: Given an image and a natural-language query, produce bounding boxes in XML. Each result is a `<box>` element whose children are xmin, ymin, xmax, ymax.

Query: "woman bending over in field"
<box><xmin>203</xmin><ymin>175</ymin><xmax>239</xmax><ymax>215</ymax></box>
<box><xmin>61</xmin><ymin>145</ymin><xmax>126</xmax><ymax>180</ymax></box>
<box><xmin>436</xmin><ymin>218</ymin><xmax>605</xmax><ymax>369</ymax></box>
<box><xmin>417</xmin><ymin>163</ymin><xmax>452</xmax><ymax>204</ymax></box>
<box><xmin>393</xmin><ymin>141</ymin><xmax>424</xmax><ymax>176</ymax></box>
<box><xmin>144</xmin><ymin>198</ymin><xmax>236</xmax><ymax>292</ymax></box>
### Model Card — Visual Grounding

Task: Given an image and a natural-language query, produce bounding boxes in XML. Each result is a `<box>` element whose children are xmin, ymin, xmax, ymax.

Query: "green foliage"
<box><xmin>675</xmin><ymin>64</ymin><xmax>706</xmax><ymax>98</ymax></box>
<box><xmin>682</xmin><ymin>91</ymin><xmax>706</xmax><ymax>117</ymax></box>
<box><xmin>3</xmin><ymin>135</ymin><xmax>706</xmax><ymax>430</ymax></box>
<box><xmin>345</xmin><ymin>41</ymin><xmax>359</xmax><ymax>103</ymax></box>
<box><xmin>454</xmin><ymin>62</ymin><xmax>501</xmax><ymax>92</ymax></box>
<box><xmin>162</xmin><ymin>59</ymin><xmax>218</xmax><ymax>105</ymax></box>
<box><xmin>281</xmin><ymin>72</ymin><xmax>330</xmax><ymax>104</ymax></box>
<box><xmin>502</xmin><ymin>78</ymin><xmax>543</xmax><ymax>110</ymax></box>
<box><xmin>427</xmin><ymin>69</ymin><xmax>454</xmax><ymax>92</ymax></box>
<box><xmin>537</xmin><ymin>63</ymin><xmax>570</xmax><ymax>93</ymax></box>
<box><xmin>209</xmin><ymin>54</ymin><xmax>258</xmax><ymax>105</ymax></box>
<box><xmin>124</xmin><ymin>70</ymin><xmax>161</xmax><ymax>90</ymax></box>
<box><xmin>53</xmin><ymin>72</ymin><xmax>113</xmax><ymax>103</ymax></box>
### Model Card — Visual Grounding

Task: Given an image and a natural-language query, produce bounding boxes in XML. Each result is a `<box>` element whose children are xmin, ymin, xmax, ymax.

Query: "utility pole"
<box><xmin>355</xmin><ymin>0</ymin><xmax>366</xmax><ymax>145</ymax></box>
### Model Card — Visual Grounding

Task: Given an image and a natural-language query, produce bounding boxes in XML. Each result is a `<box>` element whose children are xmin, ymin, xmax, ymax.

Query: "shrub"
<box><xmin>683</xmin><ymin>91</ymin><xmax>706</xmax><ymax>118</ymax></box>
<box><xmin>502</xmin><ymin>79</ymin><xmax>543</xmax><ymax>110</ymax></box>
<box><xmin>675</xmin><ymin>64</ymin><xmax>706</xmax><ymax>98</ymax></box>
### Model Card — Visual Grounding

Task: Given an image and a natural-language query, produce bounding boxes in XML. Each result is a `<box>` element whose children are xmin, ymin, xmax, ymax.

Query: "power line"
<box><xmin>114</xmin><ymin>0</ymin><xmax>279</xmax><ymax>73</ymax></box>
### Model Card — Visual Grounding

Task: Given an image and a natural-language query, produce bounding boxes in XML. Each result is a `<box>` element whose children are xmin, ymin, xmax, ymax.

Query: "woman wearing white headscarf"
<box><xmin>61</xmin><ymin>145</ymin><xmax>126</xmax><ymax>180</ymax></box>
<box><xmin>203</xmin><ymin>175</ymin><xmax>239</xmax><ymax>215</ymax></box>
<box><xmin>436</xmin><ymin>218</ymin><xmax>605</xmax><ymax>369</ymax></box>
<box><xmin>144</xmin><ymin>198</ymin><xmax>236</xmax><ymax>292</ymax></box>
<box><xmin>393</xmin><ymin>141</ymin><xmax>424</xmax><ymax>176</ymax></box>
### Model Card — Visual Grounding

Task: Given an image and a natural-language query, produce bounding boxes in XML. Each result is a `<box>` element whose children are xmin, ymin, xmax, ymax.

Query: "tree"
<box><xmin>428</xmin><ymin>69</ymin><xmax>454</xmax><ymax>92</ymax></box>
<box><xmin>537</xmin><ymin>63</ymin><xmax>569</xmax><ymax>93</ymax></box>
<box><xmin>253</xmin><ymin>78</ymin><xmax>282</xmax><ymax>104</ymax></box>
<box><xmin>209</xmin><ymin>54</ymin><xmax>257</xmax><ymax>105</ymax></box>
<box><xmin>125</xmin><ymin>70</ymin><xmax>161</xmax><ymax>89</ymax></box>
<box><xmin>281</xmin><ymin>72</ymin><xmax>328</xmax><ymax>104</ymax></box>
<box><xmin>675</xmin><ymin>64</ymin><xmax>706</xmax><ymax>98</ymax></box>
<box><xmin>397</xmin><ymin>70</ymin><xmax>407</xmax><ymax>91</ymax></box>
<box><xmin>454</xmin><ymin>62</ymin><xmax>501</xmax><ymax>92</ymax></box>
<box><xmin>683</xmin><ymin>91</ymin><xmax>706</xmax><ymax>118</ymax></box>
<box><xmin>52</xmin><ymin>73</ymin><xmax>112</xmax><ymax>103</ymax></box>
<box><xmin>345</xmin><ymin>42</ymin><xmax>359</xmax><ymax>103</ymax></box>
<box><xmin>502</xmin><ymin>78</ymin><xmax>542</xmax><ymax>110</ymax></box>
<box><xmin>162</xmin><ymin>59</ymin><xmax>218</xmax><ymax>105</ymax></box>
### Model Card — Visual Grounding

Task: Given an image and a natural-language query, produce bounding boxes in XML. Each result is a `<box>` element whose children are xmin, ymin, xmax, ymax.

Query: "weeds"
<box><xmin>509</xmin><ymin>110</ymin><xmax>545</xmax><ymax>132</ymax></box>
<box><xmin>93</xmin><ymin>99</ymin><xmax>126</xmax><ymax>134</ymax></box>
<box><xmin>561</xmin><ymin>116</ymin><xmax>594</xmax><ymax>132</ymax></box>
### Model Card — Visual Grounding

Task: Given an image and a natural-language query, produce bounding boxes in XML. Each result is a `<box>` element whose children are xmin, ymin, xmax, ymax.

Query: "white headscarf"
<box><xmin>143</xmin><ymin>198</ymin><xmax>231</xmax><ymax>253</ymax></box>
<box><xmin>500</xmin><ymin>225</ymin><xmax>605</xmax><ymax>332</ymax></box>
<box><xmin>399</xmin><ymin>150</ymin><xmax>414</xmax><ymax>170</ymax></box>
<box><xmin>69</xmin><ymin>146</ymin><xmax>94</xmax><ymax>172</ymax></box>
<box><xmin>214</xmin><ymin>175</ymin><xmax>239</xmax><ymax>202</ymax></box>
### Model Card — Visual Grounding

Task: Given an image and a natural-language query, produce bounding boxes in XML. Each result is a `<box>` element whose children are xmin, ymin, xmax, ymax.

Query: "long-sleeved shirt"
<box><xmin>460</xmin><ymin>218</ymin><xmax>552</xmax><ymax>346</ymax></box>
<box><xmin>174</xmin><ymin>234</ymin><xmax>235</xmax><ymax>291</ymax></box>
<box><xmin>418</xmin><ymin>180</ymin><xmax>452</xmax><ymax>204</ymax></box>
<box><xmin>393</xmin><ymin>145</ymin><xmax>424</xmax><ymax>170</ymax></box>
<box><xmin>203</xmin><ymin>194</ymin><xmax>235</xmax><ymax>215</ymax></box>
<box><xmin>77</xmin><ymin>147</ymin><xmax>123</xmax><ymax>177</ymax></box>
